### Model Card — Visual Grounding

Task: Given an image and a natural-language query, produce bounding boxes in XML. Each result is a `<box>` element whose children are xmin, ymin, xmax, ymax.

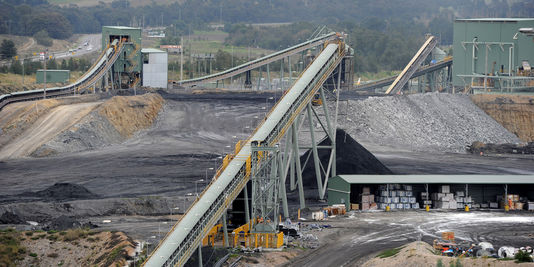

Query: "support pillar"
<box><xmin>222</xmin><ymin>211</ymin><xmax>229</xmax><ymax>247</ymax></box>
<box><xmin>198</xmin><ymin>244</ymin><xmax>202</xmax><ymax>267</ymax></box>
<box><xmin>292</xmin><ymin>122</ymin><xmax>305</xmax><ymax>209</ymax></box>
<box><xmin>307</xmin><ymin>103</ymin><xmax>323</xmax><ymax>198</ymax></box>
<box><xmin>244</xmin><ymin>185</ymin><xmax>250</xmax><ymax>224</ymax></box>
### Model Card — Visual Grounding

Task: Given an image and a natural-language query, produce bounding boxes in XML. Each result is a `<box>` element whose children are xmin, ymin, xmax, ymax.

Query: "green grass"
<box><xmin>376</xmin><ymin>246</ymin><xmax>404</xmax><ymax>258</ymax></box>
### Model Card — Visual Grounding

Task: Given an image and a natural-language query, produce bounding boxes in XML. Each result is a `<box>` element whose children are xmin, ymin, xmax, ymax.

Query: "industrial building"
<box><xmin>142</xmin><ymin>48</ymin><xmax>168</xmax><ymax>88</ymax></box>
<box><xmin>328</xmin><ymin>175</ymin><xmax>534</xmax><ymax>211</ymax></box>
<box><xmin>452</xmin><ymin>18</ymin><xmax>534</xmax><ymax>94</ymax></box>
<box><xmin>101</xmin><ymin>26</ymin><xmax>142</xmax><ymax>89</ymax></box>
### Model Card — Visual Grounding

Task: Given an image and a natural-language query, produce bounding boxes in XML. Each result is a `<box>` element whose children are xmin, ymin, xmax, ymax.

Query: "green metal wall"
<box><xmin>327</xmin><ymin>176</ymin><xmax>351</xmax><ymax>210</ymax></box>
<box><xmin>101</xmin><ymin>26</ymin><xmax>142</xmax><ymax>73</ymax></box>
<box><xmin>36</xmin><ymin>70</ymin><xmax>70</xmax><ymax>84</ymax></box>
<box><xmin>452</xmin><ymin>19</ymin><xmax>534</xmax><ymax>87</ymax></box>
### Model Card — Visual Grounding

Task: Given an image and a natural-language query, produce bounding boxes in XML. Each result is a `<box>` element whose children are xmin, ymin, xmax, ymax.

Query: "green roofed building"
<box><xmin>452</xmin><ymin>18</ymin><xmax>534</xmax><ymax>94</ymax></box>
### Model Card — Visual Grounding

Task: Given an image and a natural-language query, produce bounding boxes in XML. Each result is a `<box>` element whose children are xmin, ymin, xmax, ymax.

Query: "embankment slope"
<box><xmin>471</xmin><ymin>94</ymin><xmax>534</xmax><ymax>143</ymax></box>
<box><xmin>0</xmin><ymin>93</ymin><xmax>164</xmax><ymax>159</ymax></box>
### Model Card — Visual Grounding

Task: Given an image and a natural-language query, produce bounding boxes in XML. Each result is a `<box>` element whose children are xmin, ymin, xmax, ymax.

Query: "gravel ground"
<box><xmin>343</xmin><ymin>92</ymin><xmax>521</xmax><ymax>153</ymax></box>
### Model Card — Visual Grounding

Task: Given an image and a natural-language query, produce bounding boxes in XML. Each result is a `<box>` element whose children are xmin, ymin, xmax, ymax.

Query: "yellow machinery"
<box><xmin>201</xmin><ymin>220</ymin><xmax>284</xmax><ymax>249</ymax></box>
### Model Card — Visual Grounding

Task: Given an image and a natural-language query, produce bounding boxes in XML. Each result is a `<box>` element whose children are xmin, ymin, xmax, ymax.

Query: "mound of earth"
<box><xmin>0</xmin><ymin>211</ymin><xmax>25</xmax><ymax>224</ymax></box>
<box><xmin>363</xmin><ymin>241</ymin><xmax>534</xmax><ymax>267</ymax></box>
<box><xmin>301</xmin><ymin>129</ymin><xmax>392</xmax><ymax>187</ymax></box>
<box><xmin>343</xmin><ymin>92</ymin><xmax>520</xmax><ymax>153</ymax></box>
<box><xmin>20</xmin><ymin>183</ymin><xmax>97</xmax><ymax>201</ymax></box>
<box><xmin>32</xmin><ymin>93</ymin><xmax>164</xmax><ymax>157</ymax></box>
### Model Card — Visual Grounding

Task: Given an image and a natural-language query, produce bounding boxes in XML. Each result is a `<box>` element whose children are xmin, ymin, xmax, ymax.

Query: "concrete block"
<box><xmin>403</xmin><ymin>185</ymin><xmax>412</xmax><ymax>191</ymax></box>
<box><xmin>465</xmin><ymin>196</ymin><xmax>472</xmax><ymax>203</ymax></box>
<box><xmin>528</xmin><ymin>202</ymin><xmax>534</xmax><ymax>211</ymax></box>
<box><xmin>412</xmin><ymin>203</ymin><xmax>420</xmax><ymax>209</ymax></box>
<box><xmin>389</xmin><ymin>191</ymin><xmax>397</xmax><ymax>197</ymax></box>
<box><xmin>480</xmin><ymin>203</ymin><xmax>489</xmax><ymax>208</ymax></box>
<box><xmin>405</xmin><ymin>191</ymin><xmax>413</xmax><ymax>197</ymax></box>
<box><xmin>396</xmin><ymin>203</ymin><xmax>404</xmax><ymax>209</ymax></box>
<box><xmin>398</xmin><ymin>191</ymin><xmax>406</xmax><ymax>197</ymax></box>
<box><xmin>400</xmin><ymin>197</ymin><xmax>409</xmax><ymax>203</ymax></box>
<box><xmin>392</xmin><ymin>197</ymin><xmax>400</xmax><ymax>203</ymax></box>
<box><xmin>439</xmin><ymin>185</ymin><xmax>450</xmax><ymax>194</ymax></box>
<box><xmin>456</xmin><ymin>191</ymin><xmax>465</xmax><ymax>197</ymax></box>
<box><xmin>362</xmin><ymin>187</ymin><xmax>371</xmax><ymax>195</ymax></box>
<box><xmin>403</xmin><ymin>203</ymin><xmax>411</xmax><ymax>209</ymax></box>
<box><xmin>380</xmin><ymin>191</ymin><xmax>388</xmax><ymax>197</ymax></box>
<box><xmin>409</xmin><ymin>197</ymin><xmax>417</xmax><ymax>204</ymax></box>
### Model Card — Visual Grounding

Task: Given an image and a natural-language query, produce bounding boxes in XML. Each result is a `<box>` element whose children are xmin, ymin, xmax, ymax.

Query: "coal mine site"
<box><xmin>1</xmin><ymin>90</ymin><xmax>534</xmax><ymax>267</ymax></box>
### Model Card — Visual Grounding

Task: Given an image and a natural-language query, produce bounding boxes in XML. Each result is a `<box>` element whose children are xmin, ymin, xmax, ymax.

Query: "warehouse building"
<box><xmin>328</xmin><ymin>175</ymin><xmax>534</xmax><ymax>211</ymax></box>
<box><xmin>452</xmin><ymin>18</ymin><xmax>534</xmax><ymax>94</ymax></box>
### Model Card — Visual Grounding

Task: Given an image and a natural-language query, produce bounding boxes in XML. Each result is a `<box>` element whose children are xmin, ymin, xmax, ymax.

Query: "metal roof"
<box><xmin>336</xmin><ymin>175</ymin><xmax>534</xmax><ymax>184</ymax></box>
<box><xmin>103</xmin><ymin>26</ymin><xmax>140</xmax><ymax>30</ymax></box>
<box><xmin>456</xmin><ymin>18</ymin><xmax>534</xmax><ymax>22</ymax></box>
<box><xmin>141</xmin><ymin>48</ymin><xmax>166</xmax><ymax>54</ymax></box>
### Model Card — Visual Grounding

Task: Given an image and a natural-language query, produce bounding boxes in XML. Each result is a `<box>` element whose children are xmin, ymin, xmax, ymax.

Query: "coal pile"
<box><xmin>20</xmin><ymin>183</ymin><xmax>97</xmax><ymax>201</ymax></box>
<box><xmin>300</xmin><ymin>129</ymin><xmax>392</xmax><ymax>187</ymax></box>
<box><xmin>44</xmin><ymin>215</ymin><xmax>97</xmax><ymax>231</ymax></box>
<box><xmin>0</xmin><ymin>211</ymin><xmax>25</xmax><ymax>224</ymax></box>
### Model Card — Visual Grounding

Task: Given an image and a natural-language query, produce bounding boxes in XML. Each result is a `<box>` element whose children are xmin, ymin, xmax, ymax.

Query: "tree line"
<box><xmin>0</xmin><ymin>57</ymin><xmax>92</xmax><ymax>76</ymax></box>
<box><xmin>1</xmin><ymin>0</ymin><xmax>532</xmax><ymax>41</ymax></box>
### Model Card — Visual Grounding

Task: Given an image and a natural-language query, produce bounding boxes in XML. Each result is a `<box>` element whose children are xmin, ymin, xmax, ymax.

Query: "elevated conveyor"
<box><xmin>385</xmin><ymin>36</ymin><xmax>438</xmax><ymax>94</ymax></box>
<box><xmin>173</xmin><ymin>32</ymin><xmax>338</xmax><ymax>87</ymax></box>
<box><xmin>144</xmin><ymin>40</ymin><xmax>348</xmax><ymax>267</ymax></box>
<box><xmin>354</xmin><ymin>57</ymin><xmax>452</xmax><ymax>92</ymax></box>
<box><xmin>0</xmin><ymin>40</ymin><xmax>124</xmax><ymax>111</ymax></box>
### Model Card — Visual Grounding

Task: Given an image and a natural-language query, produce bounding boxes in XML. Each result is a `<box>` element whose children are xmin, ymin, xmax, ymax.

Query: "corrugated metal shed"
<box><xmin>328</xmin><ymin>175</ymin><xmax>534</xmax><ymax>210</ymax></box>
<box><xmin>142</xmin><ymin>48</ymin><xmax>168</xmax><ymax>88</ymax></box>
<box><xmin>335</xmin><ymin>174</ymin><xmax>534</xmax><ymax>184</ymax></box>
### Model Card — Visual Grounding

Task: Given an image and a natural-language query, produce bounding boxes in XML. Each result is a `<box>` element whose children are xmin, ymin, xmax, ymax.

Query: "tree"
<box><xmin>33</xmin><ymin>30</ymin><xmax>53</xmax><ymax>47</ymax></box>
<box><xmin>0</xmin><ymin>40</ymin><xmax>17</xmax><ymax>60</ymax></box>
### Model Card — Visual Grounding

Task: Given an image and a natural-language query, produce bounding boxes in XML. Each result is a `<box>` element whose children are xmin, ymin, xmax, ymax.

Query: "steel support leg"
<box><xmin>267</xmin><ymin>64</ymin><xmax>271</xmax><ymax>90</ymax></box>
<box><xmin>244</xmin><ymin>185</ymin><xmax>250</xmax><ymax>224</ymax></box>
<box><xmin>278</xmin><ymin>154</ymin><xmax>289</xmax><ymax>218</ymax></box>
<box><xmin>292</xmin><ymin>122</ymin><xmax>305</xmax><ymax>209</ymax></box>
<box><xmin>307</xmin><ymin>103</ymin><xmax>323</xmax><ymax>198</ymax></box>
<box><xmin>198</xmin><ymin>244</ymin><xmax>202</xmax><ymax>267</ymax></box>
<box><xmin>222</xmin><ymin>211</ymin><xmax>229</xmax><ymax>247</ymax></box>
<box><xmin>280</xmin><ymin>58</ymin><xmax>284</xmax><ymax>90</ymax></box>
<box><xmin>288</xmin><ymin>56</ymin><xmax>292</xmax><ymax>86</ymax></box>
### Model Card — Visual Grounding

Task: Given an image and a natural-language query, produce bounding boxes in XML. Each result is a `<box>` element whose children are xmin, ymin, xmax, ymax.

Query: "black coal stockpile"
<box><xmin>0</xmin><ymin>211</ymin><xmax>25</xmax><ymax>224</ymax></box>
<box><xmin>20</xmin><ymin>183</ymin><xmax>97</xmax><ymax>201</ymax></box>
<box><xmin>300</xmin><ymin>129</ymin><xmax>392</xmax><ymax>187</ymax></box>
<box><xmin>44</xmin><ymin>215</ymin><xmax>97</xmax><ymax>231</ymax></box>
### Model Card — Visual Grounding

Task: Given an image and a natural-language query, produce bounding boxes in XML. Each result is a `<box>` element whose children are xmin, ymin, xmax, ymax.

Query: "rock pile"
<box><xmin>343</xmin><ymin>92</ymin><xmax>520</xmax><ymax>152</ymax></box>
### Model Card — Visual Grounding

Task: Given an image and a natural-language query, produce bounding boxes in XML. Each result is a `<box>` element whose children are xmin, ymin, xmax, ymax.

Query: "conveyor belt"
<box><xmin>385</xmin><ymin>36</ymin><xmax>438</xmax><ymax>94</ymax></box>
<box><xmin>0</xmin><ymin>40</ymin><xmax>124</xmax><ymax>111</ymax></box>
<box><xmin>353</xmin><ymin>58</ymin><xmax>452</xmax><ymax>92</ymax></box>
<box><xmin>173</xmin><ymin>32</ymin><xmax>338</xmax><ymax>87</ymax></box>
<box><xmin>144</xmin><ymin>39</ymin><xmax>347</xmax><ymax>267</ymax></box>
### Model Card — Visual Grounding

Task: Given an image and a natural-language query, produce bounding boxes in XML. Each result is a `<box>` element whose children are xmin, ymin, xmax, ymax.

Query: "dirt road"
<box><xmin>0</xmin><ymin>102</ymin><xmax>101</xmax><ymax>160</ymax></box>
<box><xmin>287</xmin><ymin>211</ymin><xmax>534</xmax><ymax>267</ymax></box>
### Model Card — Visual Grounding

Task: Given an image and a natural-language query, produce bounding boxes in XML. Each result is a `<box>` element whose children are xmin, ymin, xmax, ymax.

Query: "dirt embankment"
<box><xmin>1</xmin><ymin>228</ymin><xmax>136</xmax><ymax>267</ymax></box>
<box><xmin>32</xmin><ymin>93</ymin><xmax>164</xmax><ymax>156</ymax></box>
<box><xmin>471</xmin><ymin>94</ymin><xmax>534</xmax><ymax>142</ymax></box>
<box><xmin>0</xmin><ymin>93</ymin><xmax>164</xmax><ymax>159</ymax></box>
<box><xmin>363</xmin><ymin>241</ymin><xmax>534</xmax><ymax>267</ymax></box>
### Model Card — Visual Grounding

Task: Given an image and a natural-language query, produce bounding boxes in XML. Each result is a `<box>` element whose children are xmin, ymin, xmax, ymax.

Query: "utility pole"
<box><xmin>180</xmin><ymin>37</ymin><xmax>183</xmax><ymax>83</ymax></box>
<box><xmin>21</xmin><ymin>59</ymin><xmax>24</xmax><ymax>85</ymax></box>
<box><xmin>43</xmin><ymin>49</ymin><xmax>48</xmax><ymax>99</ymax></box>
